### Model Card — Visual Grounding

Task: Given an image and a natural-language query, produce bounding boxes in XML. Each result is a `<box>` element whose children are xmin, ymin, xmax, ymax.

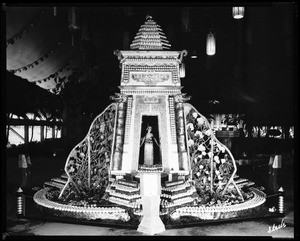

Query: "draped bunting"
<box><xmin>6</xmin><ymin>9</ymin><xmax>45</xmax><ymax>47</ymax></box>
<box><xmin>6</xmin><ymin>7</ymin><xmax>80</xmax><ymax>95</ymax></box>
<box><xmin>33</xmin><ymin>55</ymin><xmax>77</xmax><ymax>84</ymax></box>
<box><xmin>8</xmin><ymin>32</ymin><xmax>69</xmax><ymax>74</ymax></box>
<box><xmin>49</xmin><ymin>68</ymin><xmax>84</xmax><ymax>95</ymax></box>
<box><xmin>68</xmin><ymin>7</ymin><xmax>80</xmax><ymax>31</ymax></box>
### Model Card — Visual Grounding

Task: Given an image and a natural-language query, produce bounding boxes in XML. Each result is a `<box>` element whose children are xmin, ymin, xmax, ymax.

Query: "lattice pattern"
<box><xmin>183</xmin><ymin>104</ymin><xmax>244</xmax><ymax>202</ymax></box>
<box><xmin>59</xmin><ymin>104</ymin><xmax>117</xmax><ymax>199</ymax></box>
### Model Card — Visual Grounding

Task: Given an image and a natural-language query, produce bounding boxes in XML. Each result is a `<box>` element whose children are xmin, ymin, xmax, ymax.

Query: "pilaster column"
<box><xmin>112</xmin><ymin>102</ymin><xmax>127</xmax><ymax>171</ymax></box>
<box><xmin>175</xmin><ymin>102</ymin><xmax>189</xmax><ymax>171</ymax></box>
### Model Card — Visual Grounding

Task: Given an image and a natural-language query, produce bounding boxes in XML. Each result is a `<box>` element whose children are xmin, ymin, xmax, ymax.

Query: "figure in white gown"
<box><xmin>140</xmin><ymin>126</ymin><xmax>159</xmax><ymax>165</ymax></box>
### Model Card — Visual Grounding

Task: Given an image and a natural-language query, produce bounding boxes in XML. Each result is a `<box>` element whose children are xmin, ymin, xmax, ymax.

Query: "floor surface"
<box><xmin>3</xmin><ymin>153</ymin><xmax>296</xmax><ymax>238</ymax></box>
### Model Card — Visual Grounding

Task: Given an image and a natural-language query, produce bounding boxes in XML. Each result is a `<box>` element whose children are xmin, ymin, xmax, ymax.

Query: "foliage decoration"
<box><xmin>58</xmin><ymin>104</ymin><xmax>116</xmax><ymax>201</ymax></box>
<box><xmin>184</xmin><ymin>104</ymin><xmax>244</xmax><ymax>204</ymax></box>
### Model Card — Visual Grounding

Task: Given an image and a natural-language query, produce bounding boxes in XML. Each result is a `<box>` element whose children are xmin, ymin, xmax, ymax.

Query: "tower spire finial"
<box><xmin>130</xmin><ymin>15</ymin><xmax>171</xmax><ymax>50</ymax></box>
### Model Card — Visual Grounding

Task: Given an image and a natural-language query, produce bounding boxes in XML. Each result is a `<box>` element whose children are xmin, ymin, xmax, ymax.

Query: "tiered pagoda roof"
<box><xmin>130</xmin><ymin>15</ymin><xmax>171</xmax><ymax>50</ymax></box>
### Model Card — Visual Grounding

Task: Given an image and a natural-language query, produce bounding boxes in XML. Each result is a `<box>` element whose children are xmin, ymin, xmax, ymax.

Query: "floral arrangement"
<box><xmin>46</xmin><ymin>188</ymin><xmax>108</xmax><ymax>207</ymax></box>
<box><xmin>184</xmin><ymin>105</ymin><xmax>251</xmax><ymax>206</ymax></box>
<box><xmin>59</xmin><ymin>104</ymin><xmax>116</xmax><ymax>200</ymax></box>
<box><xmin>35</xmin><ymin>188</ymin><xmax>131</xmax><ymax>222</ymax></box>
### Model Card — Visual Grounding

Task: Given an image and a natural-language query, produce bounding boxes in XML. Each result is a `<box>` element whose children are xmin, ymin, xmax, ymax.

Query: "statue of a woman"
<box><xmin>140</xmin><ymin>126</ymin><xmax>159</xmax><ymax>165</ymax></box>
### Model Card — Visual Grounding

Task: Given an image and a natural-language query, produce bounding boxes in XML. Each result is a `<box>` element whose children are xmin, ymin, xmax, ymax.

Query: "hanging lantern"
<box><xmin>68</xmin><ymin>7</ymin><xmax>80</xmax><ymax>47</ymax></box>
<box><xmin>179</xmin><ymin>63</ymin><xmax>185</xmax><ymax>78</ymax></box>
<box><xmin>206</xmin><ymin>32</ymin><xmax>216</xmax><ymax>56</ymax></box>
<box><xmin>124</xmin><ymin>7</ymin><xmax>133</xmax><ymax>16</ymax></box>
<box><xmin>71</xmin><ymin>34</ymin><xmax>74</xmax><ymax>47</ymax></box>
<box><xmin>16</xmin><ymin>187</ymin><xmax>24</xmax><ymax>218</ymax></box>
<box><xmin>232</xmin><ymin>7</ymin><xmax>245</xmax><ymax>19</ymax></box>
<box><xmin>68</xmin><ymin>7</ymin><xmax>80</xmax><ymax>31</ymax></box>
<box><xmin>190</xmin><ymin>50</ymin><xmax>197</xmax><ymax>59</ymax></box>
<box><xmin>278</xmin><ymin>187</ymin><xmax>285</xmax><ymax>214</ymax></box>
<box><xmin>182</xmin><ymin>8</ymin><xmax>190</xmax><ymax>32</ymax></box>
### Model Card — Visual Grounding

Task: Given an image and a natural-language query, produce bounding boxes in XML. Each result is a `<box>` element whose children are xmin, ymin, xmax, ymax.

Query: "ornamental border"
<box><xmin>33</xmin><ymin>188</ymin><xmax>130</xmax><ymax>221</ymax></box>
<box><xmin>173</xmin><ymin>187</ymin><xmax>266</xmax><ymax>215</ymax></box>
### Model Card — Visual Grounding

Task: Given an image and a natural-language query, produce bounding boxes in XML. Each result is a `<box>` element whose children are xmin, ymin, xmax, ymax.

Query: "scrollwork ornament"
<box><xmin>179</xmin><ymin>50</ymin><xmax>188</xmax><ymax>62</ymax></box>
<box><xmin>110</xmin><ymin>93</ymin><xmax>128</xmax><ymax>102</ymax></box>
<box><xmin>174</xmin><ymin>93</ymin><xmax>191</xmax><ymax>103</ymax></box>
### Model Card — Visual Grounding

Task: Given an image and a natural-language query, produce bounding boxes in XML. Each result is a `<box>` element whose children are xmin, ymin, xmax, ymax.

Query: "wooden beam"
<box><xmin>7</xmin><ymin>118</ymin><xmax>63</xmax><ymax>127</ymax></box>
<box><xmin>24</xmin><ymin>125</ymin><xmax>29</xmax><ymax>144</ymax></box>
<box><xmin>41</xmin><ymin>126</ymin><xmax>45</xmax><ymax>142</ymax></box>
<box><xmin>52</xmin><ymin>126</ymin><xmax>55</xmax><ymax>138</ymax></box>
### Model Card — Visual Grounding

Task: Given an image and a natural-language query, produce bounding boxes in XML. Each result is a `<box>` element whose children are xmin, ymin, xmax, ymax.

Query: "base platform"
<box><xmin>18</xmin><ymin>187</ymin><xmax>284</xmax><ymax>230</ymax></box>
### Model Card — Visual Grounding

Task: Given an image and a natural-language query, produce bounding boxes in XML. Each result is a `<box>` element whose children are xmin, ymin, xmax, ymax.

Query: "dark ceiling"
<box><xmin>4</xmin><ymin>2</ymin><xmax>298</xmax><ymax>125</ymax></box>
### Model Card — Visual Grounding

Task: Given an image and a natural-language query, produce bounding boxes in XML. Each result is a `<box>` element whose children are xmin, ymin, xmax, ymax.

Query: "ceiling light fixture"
<box><xmin>232</xmin><ymin>7</ymin><xmax>245</xmax><ymax>19</ymax></box>
<box><xmin>190</xmin><ymin>50</ymin><xmax>197</xmax><ymax>59</ymax></box>
<box><xmin>206</xmin><ymin>30</ymin><xmax>216</xmax><ymax>56</ymax></box>
<box><xmin>179</xmin><ymin>63</ymin><xmax>185</xmax><ymax>78</ymax></box>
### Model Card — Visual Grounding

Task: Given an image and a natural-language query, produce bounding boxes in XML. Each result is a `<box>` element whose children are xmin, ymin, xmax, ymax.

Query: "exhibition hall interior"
<box><xmin>3</xmin><ymin>2</ymin><xmax>297</xmax><ymax>238</ymax></box>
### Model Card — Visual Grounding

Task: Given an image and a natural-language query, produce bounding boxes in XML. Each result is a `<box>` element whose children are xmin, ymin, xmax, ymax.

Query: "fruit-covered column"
<box><xmin>174</xmin><ymin>94</ymin><xmax>190</xmax><ymax>171</ymax></box>
<box><xmin>111</xmin><ymin>94</ymin><xmax>128</xmax><ymax>171</ymax></box>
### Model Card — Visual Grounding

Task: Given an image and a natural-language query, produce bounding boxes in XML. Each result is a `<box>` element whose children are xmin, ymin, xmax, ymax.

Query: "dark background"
<box><xmin>4</xmin><ymin>2</ymin><xmax>298</xmax><ymax>151</ymax></box>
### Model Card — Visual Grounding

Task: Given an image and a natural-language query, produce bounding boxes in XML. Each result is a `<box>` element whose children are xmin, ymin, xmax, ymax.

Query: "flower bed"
<box><xmin>34</xmin><ymin>188</ymin><xmax>131</xmax><ymax>221</ymax></box>
<box><xmin>169</xmin><ymin>187</ymin><xmax>266</xmax><ymax>221</ymax></box>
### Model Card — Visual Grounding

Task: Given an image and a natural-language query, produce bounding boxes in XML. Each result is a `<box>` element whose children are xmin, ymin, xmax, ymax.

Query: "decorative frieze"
<box><xmin>122</xmin><ymin>65</ymin><xmax>179</xmax><ymax>85</ymax></box>
<box><xmin>123</xmin><ymin>59</ymin><xmax>180</xmax><ymax>64</ymax></box>
<box><xmin>138</xmin><ymin>95</ymin><xmax>161</xmax><ymax>104</ymax></box>
<box><xmin>120</xmin><ymin>86</ymin><xmax>182</xmax><ymax>95</ymax></box>
<box><xmin>131</xmin><ymin>72</ymin><xmax>170</xmax><ymax>85</ymax></box>
<box><xmin>120</xmin><ymin>50</ymin><xmax>181</xmax><ymax>59</ymax></box>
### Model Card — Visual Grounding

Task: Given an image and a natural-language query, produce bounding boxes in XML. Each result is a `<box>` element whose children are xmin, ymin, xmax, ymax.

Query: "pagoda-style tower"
<box><xmin>110</xmin><ymin>15</ymin><xmax>189</xmax><ymax>176</ymax></box>
<box><xmin>55</xmin><ymin>15</ymin><xmax>248</xmax><ymax>206</ymax></box>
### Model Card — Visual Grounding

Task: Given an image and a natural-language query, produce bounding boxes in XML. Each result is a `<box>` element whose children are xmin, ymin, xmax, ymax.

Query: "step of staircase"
<box><xmin>234</xmin><ymin>178</ymin><xmax>255</xmax><ymax>189</ymax></box>
<box><xmin>234</xmin><ymin>174</ymin><xmax>240</xmax><ymax>179</ymax></box>
<box><xmin>43</xmin><ymin>173</ymin><xmax>68</xmax><ymax>190</ymax></box>
<box><xmin>165</xmin><ymin>179</ymin><xmax>185</xmax><ymax>188</ymax></box>
<box><xmin>60</xmin><ymin>173</ymin><xmax>68</xmax><ymax>180</ymax></box>
<box><xmin>117</xmin><ymin>179</ymin><xmax>139</xmax><ymax>188</ymax></box>
<box><xmin>44</xmin><ymin>181</ymin><xmax>65</xmax><ymax>189</ymax></box>
<box><xmin>51</xmin><ymin>177</ymin><xmax>67</xmax><ymax>185</ymax></box>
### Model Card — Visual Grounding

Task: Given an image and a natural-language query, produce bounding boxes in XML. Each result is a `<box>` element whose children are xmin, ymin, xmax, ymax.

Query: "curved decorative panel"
<box><xmin>183</xmin><ymin>103</ymin><xmax>244</xmax><ymax>201</ymax></box>
<box><xmin>59</xmin><ymin>104</ymin><xmax>117</xmax><ymax>199</ymax></box>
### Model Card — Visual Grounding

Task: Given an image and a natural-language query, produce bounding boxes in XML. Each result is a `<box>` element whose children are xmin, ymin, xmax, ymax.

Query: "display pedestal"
<box><xmin>137</xmin><ymin>172</ymin><xmax>165</xmax><ymax>235</ymax></box>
